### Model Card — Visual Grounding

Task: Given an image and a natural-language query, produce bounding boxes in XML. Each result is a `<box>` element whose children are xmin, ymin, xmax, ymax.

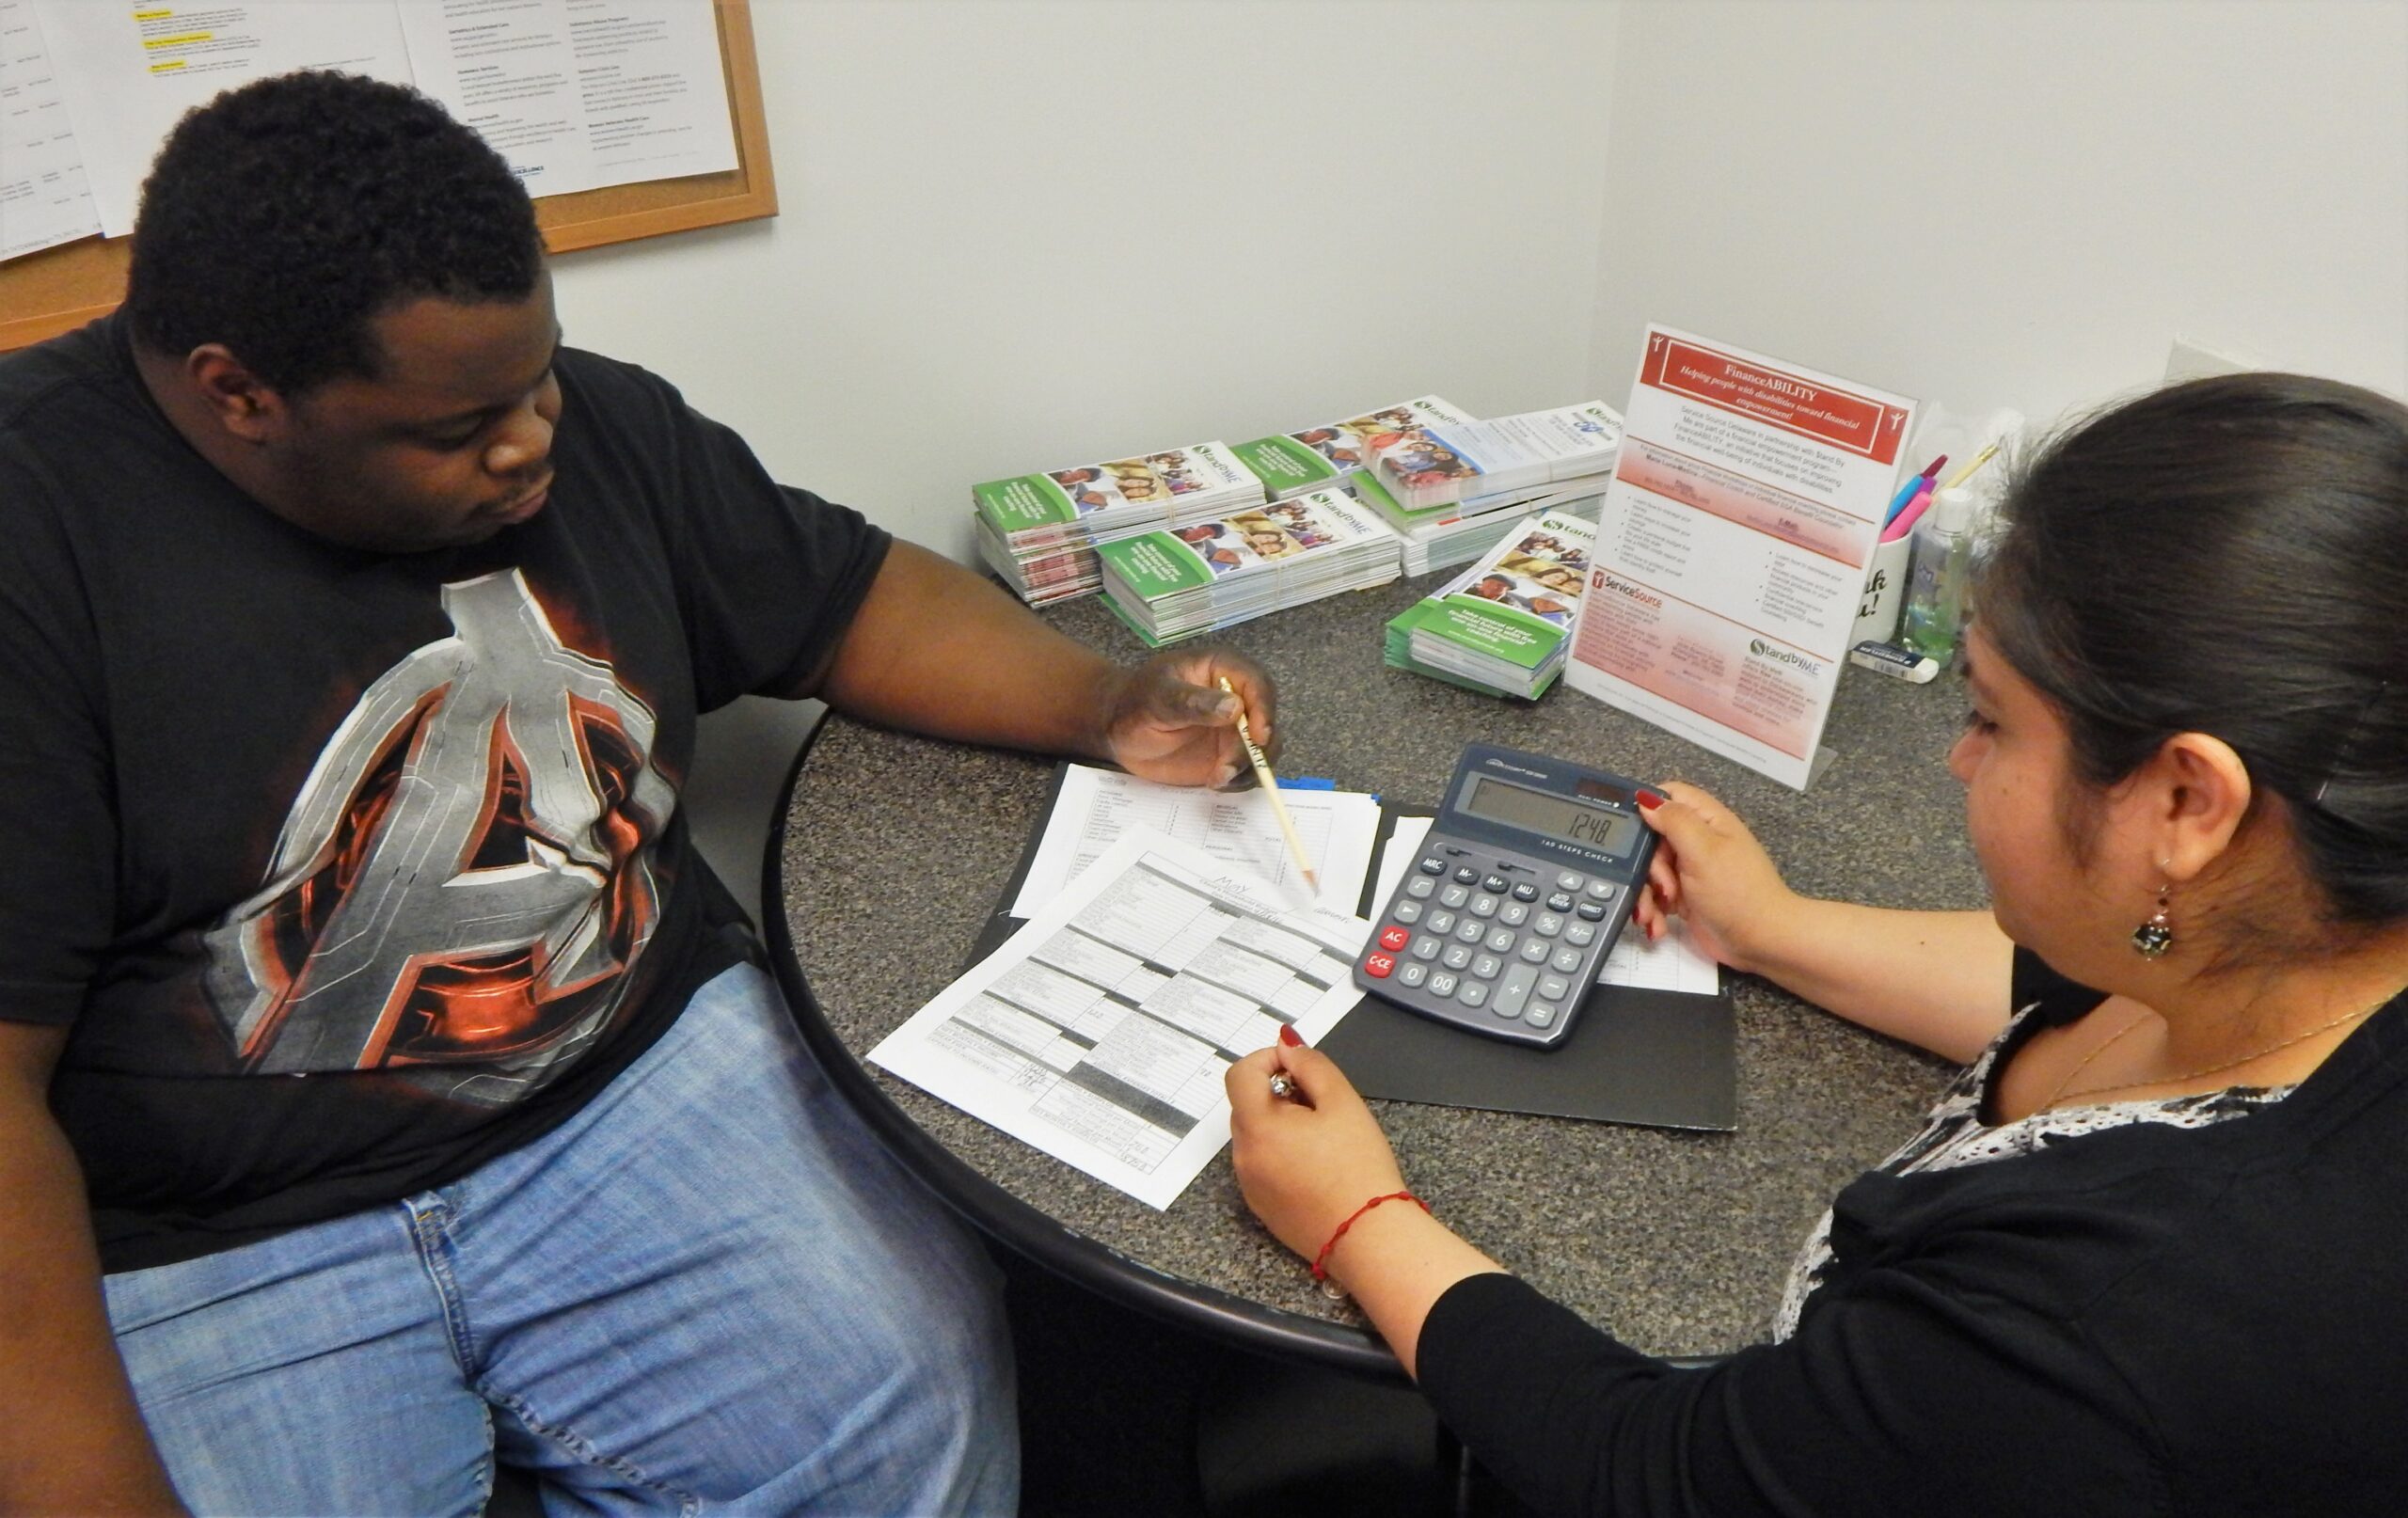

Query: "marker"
<box><xmin>1881</xmin><ymin>479</ymin><xmax>1937</xmax><ymax>543</ymax></box>
<box><xmin>1218</xmin><ymin>676</ymin><xmax>1317</xmax><ymax>892</ymax></box>
<box><xmin>1882</xmin><ymin>453</ymin><xmax>1947</xmax><ymax>528</ymax></box>
<box><xmin>1272</xmin><ymin>1022</ymin><xmax>1310</xmax><ymax>1103</ymax></box>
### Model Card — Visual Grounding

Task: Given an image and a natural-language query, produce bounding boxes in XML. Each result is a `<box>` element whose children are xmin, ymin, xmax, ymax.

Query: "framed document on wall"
<box><xmin>0</xmin><ymin>0</ymin><xmax>776</xmax><ymax>352</ymax></box>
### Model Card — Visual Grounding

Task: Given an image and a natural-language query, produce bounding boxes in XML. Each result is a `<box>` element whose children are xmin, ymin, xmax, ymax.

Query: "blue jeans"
<box><xmin>103</xmin><ymin>963</ymin><xmax>1018</xmax><ymax>1516</ymax></box>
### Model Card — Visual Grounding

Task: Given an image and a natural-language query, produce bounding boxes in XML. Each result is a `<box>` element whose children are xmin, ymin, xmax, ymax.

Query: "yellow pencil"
<box><xmin>1218</xmin><ymin>676</ymin><xmax>1317</xmax><ymax>892</ymax></box>
<box><xmin>1942</xmin><ymin>442</ymin><xmax>2001</xmax><ymax>491</ymax></box>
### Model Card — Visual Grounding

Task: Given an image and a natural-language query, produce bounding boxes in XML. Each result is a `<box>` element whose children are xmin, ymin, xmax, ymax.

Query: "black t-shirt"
<box><xmin>0</xmin><ymin>315</ymin><xmax>889</xmax><ymax>1271</ymax></box>
<box><xmin>1415</xmin><ymin>950</ymin><xmax>2408</xmax><ymax>1515</ymax></box>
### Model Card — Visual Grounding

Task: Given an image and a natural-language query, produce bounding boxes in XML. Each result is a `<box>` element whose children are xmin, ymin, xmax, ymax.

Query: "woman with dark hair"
<box><xmin>1229</xmin><ymin>373</ymin><xmax>2408</xmax><ymax>1516</ymax></box>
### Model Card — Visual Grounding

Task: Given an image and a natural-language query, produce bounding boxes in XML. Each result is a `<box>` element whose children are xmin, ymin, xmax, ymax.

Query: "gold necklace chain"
<box><xmin>2043</xmin><ymin>992</ymin><xmax>2400</xmax><ymax>1111</ymax></box>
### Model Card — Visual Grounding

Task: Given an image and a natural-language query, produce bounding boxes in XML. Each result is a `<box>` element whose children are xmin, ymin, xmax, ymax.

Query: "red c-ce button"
<box><xmin>1362</xmin><ymin>951</ymin><xmax>1396</xmax><ymax>978</ymax></box>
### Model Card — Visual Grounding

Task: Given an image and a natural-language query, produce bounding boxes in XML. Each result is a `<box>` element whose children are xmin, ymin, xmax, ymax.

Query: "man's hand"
<box><xmin>1096</xmin><ymin>648</ymin><xmax>1279</xmax><ymax>789</ymax></box>
<box><xmin>816</xmin><ymin>544</ymin><xmax>1287</xmax><ymax>789</ymax></box>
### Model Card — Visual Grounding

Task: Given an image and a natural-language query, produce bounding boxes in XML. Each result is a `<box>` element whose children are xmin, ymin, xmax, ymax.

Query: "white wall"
<box><xmin>553</xmin><ymin>0</ymin><xmax>1622</xmax><ymax>559</ymax></box>
<box><xmin>546</xmin><ymin>0</ymin><xmax>1624</xmax><ymax>910</ymax></box>
<box><xmin>1585</xmin><ymin>0</ymin><xmax>2408</xmax><ymax>431</ymax></box>
<box><xmin>544</xmin><ymin>0</ymin><xmax>2406</xmax><ymax>913</ymax></box>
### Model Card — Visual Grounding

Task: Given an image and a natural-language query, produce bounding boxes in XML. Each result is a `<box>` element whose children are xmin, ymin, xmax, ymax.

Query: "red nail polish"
<box><xmin>1637</xmin><ymin>791</ymin><xmax>1665</xmax><ymax>811</ymax></box>
<box><xmin>1278</xmin><ymin>1024</ymin><xmax>1304</xmax><ymax>1048</ymax></box>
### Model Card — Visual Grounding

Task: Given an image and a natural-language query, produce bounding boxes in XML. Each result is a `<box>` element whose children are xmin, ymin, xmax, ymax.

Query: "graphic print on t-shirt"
<box><xmin>199</xmin><ymin>569</ymin><xmax>677</xmax><ymax>1105</ymax></box>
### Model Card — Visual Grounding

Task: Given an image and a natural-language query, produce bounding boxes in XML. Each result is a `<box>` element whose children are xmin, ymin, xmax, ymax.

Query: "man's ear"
<box><xmin>184</xmin><ymin>344</ymin><xmax>288</xmax><ymax>445</ymax></box>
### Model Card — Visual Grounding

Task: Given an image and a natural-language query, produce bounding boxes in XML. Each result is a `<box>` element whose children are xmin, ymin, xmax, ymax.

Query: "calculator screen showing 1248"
<box><xmin>1353</xmin><ymin>744</ymin><xmax>1658</xmax><ymax>1050</ymax></box>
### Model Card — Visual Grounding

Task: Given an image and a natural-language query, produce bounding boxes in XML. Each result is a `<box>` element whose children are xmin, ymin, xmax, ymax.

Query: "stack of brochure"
<box><xmin>1228</xmin><ymin>396</ymin><xmax>1474</xmax><ymax>501</ymax></box>
<box><xmin>974</xmin><ymin>441</ymin><xmax>1265</xmax><ymax>605</ymax></box>
<box><xmin>1369</xmin><ymin>402</ymin><xmax>1624</xmax><ymax>513</ymax></box>
<box><xmin>1383</xmin><ymin>510</ymin><xmax>1598</xmax><ymax>699</ymax></box>
<box><xmin>1354</xmin><ymin>469</ymin><xmax>1608</xmax><ymax>576</ymax></box>
<box><xmin>1097</xmin><ymin>489</ymin><xmax>1402</xmax><ymax>645</ymax></box>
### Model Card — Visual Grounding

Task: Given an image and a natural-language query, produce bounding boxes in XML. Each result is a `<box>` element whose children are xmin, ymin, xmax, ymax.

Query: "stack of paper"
<box><xmin>1383</xmin><ymin>510</ymin><xmax>1599</xmax><ymax>699</ymax></box>
<box><xmin>1228</xmin><ymin>396</ymin><xmax>1475</xmax><ymax>501</ymax></box>
<box><xmin>974</xmin><ymin>441</ymin><xmax>1264</xmax><ymax>606</ymax></box>
<box><xmin>1096</xmin><ymin>489</ymin><xmax>1402</xmax><ymax>645</ymax></box>
<box><xmin>1011</xmin><ymin>764</ymin><xmax>1384</xmax><ymax>923</ymax></box>
<box><xmin>869</xmin><ymin>830</ymin><xmax>1371</xmax><ymax>1210</ymax></box>
<box><xmin>1369</xmin><ymin>402</ymin><xmax>1624</xmax><ymax>513</ymax></box>
<box><xmin>1354</xmin><ymin>469</ymin><xmax>1608</xmax><ymax>576</ymax></box>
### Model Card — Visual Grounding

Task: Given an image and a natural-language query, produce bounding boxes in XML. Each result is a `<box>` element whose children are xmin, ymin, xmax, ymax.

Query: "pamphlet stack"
<box><xmin>1353</xmin><ymin>469</ymin><xmax>1608</xmax><ymax>576</ymax></box>
<box><xmin>1228</xmin><ymin>396</ymin><xmax>1474</xmax><ymax>501</ymax></box>
<box><xmin>1097</xmin><ymin>489</ymin><xmax>1402</xmax><ymax>646</ymax></box>
<box><xmin>1382</xmin><ymin>510</ymin><xmax>1598</xmax><ymax>700</ymax></box>
<box><xmin>974</xmin><ymin>441</ymin><xmax>1264</xmax><ymax>605</ymax></box>
<box><xmin>1369</xmin><ymin>402</ymin><xmax>1624</xmax><ymax>512</ymax></box>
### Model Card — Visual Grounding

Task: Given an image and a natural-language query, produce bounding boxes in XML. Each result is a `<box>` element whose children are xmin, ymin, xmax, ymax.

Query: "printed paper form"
<box><xmin>398</xmin><ymin>0</ymin><xmax>736</xmax><ymax>199</ymax></box>
<box><xmin>1566</xmin><ymin>327</ymin><xmax>1917</xmax><ymax>790</ymax></box>
<box><xmin>32</xmin><ymin>0</ymin><xmax>733</xmax><ymax>240</ymax></box>
<box><xmin>0</xmin><ymin>1</ymin><xmax>99</xmax><ymax>261</ymax></box>
<box><xmin>873</xmin><ymin>830</ymin><xmax>1370</xmax><ymax>1210</ymax></box>
<box><xmin>1010</xmin><ymin>764</ymin><xmax>1382</xmax><ymax>922</ymax></box>
<box><xmin>1374</xmin><ymin>816</ymin><xmax>1719</xmax><ymax>995</ymax></box>
<box><xmin>35</xmin><ymin>1</ymin><xmax>419</xmax><ymax>237</ymax></box>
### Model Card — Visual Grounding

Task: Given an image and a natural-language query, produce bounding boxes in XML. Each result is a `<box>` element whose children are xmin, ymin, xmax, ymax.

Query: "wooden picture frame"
<box><xmin>0</xmin><ymin>0</ymin><xmax>775</xmax><ymax>353</ymax></box>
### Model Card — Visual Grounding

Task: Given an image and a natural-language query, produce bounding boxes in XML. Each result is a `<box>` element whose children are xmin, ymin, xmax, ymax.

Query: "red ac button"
<box><xmin>1376</xmin><ymin>925</ymin><xmax>1411</xmax><ymax>952</ymax></box>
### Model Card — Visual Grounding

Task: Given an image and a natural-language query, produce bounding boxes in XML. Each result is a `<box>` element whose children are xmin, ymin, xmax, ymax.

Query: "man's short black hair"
<box><xmin>125</xmin><ymin>71</ymin><xmax>546</xmax><ymax>395</ymax></box>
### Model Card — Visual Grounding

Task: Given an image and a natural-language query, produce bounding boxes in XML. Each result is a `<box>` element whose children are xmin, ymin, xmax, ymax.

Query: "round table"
<box><xmin>768</xmin><ymin>574</ymin><xmax>1981</xmax><ymax>1378</ymax></box>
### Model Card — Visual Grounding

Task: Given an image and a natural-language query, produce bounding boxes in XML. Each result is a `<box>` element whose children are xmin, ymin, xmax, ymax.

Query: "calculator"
<box><xmin>1354</xmin><ymin>744</ymin><xmax>1660</xmax><ymax>1049</ymax></box>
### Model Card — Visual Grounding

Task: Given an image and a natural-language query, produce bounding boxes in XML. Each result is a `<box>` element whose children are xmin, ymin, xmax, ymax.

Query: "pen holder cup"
<box><xmin>1852</xmin><ymin>532</ymin><xmax>1912</xmax><ymax>647</ymax></box>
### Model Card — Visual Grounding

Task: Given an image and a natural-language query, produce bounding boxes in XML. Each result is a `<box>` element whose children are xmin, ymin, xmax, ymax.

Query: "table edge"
<box><xmin>762</xmin><ymin>717</ymin><xmax>1406</xmax><ymax>1382</ymax></box>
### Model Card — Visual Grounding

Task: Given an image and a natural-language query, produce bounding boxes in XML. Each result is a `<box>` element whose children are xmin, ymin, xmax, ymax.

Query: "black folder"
<box><xmin>971</xmin><ymin>767</ymin><xmax>1736</xmax><ymax>1131</ymax></box>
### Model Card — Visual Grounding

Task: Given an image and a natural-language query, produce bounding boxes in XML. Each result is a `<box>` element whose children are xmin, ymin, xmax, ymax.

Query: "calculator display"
<box><xmin>1358</xmin><ymin>744</ymin><xmax>1658</xmax><ymax>1049</ymax></box>
<box><xmin>1460</xmin><ymin>775</ymin><xmax>1638</xmax><ymax>856</ymax></box>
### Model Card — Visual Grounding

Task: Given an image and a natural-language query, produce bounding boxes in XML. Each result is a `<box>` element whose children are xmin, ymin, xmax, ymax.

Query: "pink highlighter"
<box><xmin>1882</xmin><ymin>480</ymin><xmax>1938</xmax><ymax>543</ymax></box>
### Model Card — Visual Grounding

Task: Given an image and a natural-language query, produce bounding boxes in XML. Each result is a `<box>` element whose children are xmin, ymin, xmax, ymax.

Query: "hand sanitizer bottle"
<box><xmin>1900</xmin><ymin>484</ymin><xmax>1975</xmax><ymax>664</ymax></box>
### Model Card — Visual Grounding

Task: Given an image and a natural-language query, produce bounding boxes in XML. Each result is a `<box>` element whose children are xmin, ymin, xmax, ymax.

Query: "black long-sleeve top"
<box><xmin>1416</xmin><ymin>953</ymin><xmax>2408</xmax><ymax>1515</ymax></box>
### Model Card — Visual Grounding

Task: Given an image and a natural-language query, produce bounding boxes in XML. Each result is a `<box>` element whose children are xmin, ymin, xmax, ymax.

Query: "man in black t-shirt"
<box><xmin>0</xmin><ymin>73</ymin><xmax>1279</xmax><ymax>1515</ymax></box>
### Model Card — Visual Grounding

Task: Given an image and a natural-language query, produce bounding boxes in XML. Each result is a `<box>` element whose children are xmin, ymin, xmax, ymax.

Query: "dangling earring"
<box><xmin>2131</xmin><ymin>871</ymin><xmax>2173</xmax><ymax>958</ymax></box>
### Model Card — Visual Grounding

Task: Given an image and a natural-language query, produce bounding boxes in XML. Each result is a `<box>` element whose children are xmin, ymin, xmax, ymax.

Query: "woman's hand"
<box><xmin>1226</xmin><ymin>1034</ymin><xmax>1404</xmax><ymax>1262</ymax></box>
<box><xmin>1637</xmin><ymin>783</ymin><xmax>2015</xmax><ymax>1059</ymax></box>
<box><xmin>1631</xmin><ymin>781</ymin><xmax>1798</xmax><ymax>974</ymax></box>
<box><xmin>1227</xmin><ymin>1032</ymin><xmax>1510</xmax><ymax>1376</ymax></box>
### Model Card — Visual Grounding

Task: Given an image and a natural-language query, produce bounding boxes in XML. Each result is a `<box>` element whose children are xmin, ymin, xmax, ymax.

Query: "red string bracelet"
<box><xmin>1310</xmin><ymin>1190</ymin><xmax>1431</xmax><ymax>1283</ymax></box>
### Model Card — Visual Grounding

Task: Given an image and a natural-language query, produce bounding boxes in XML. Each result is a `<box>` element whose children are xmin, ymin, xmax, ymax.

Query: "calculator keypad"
<box><xmin>1356</xmin><ymin>846</ymin><xmax>1633</xmax><ymax>1048</ymax></box>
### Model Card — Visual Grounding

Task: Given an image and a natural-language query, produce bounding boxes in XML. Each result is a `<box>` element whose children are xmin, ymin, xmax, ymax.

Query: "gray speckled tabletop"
<box><xmin>774</xmin><ymin>573</ymin><xmax>1984</xmax><ymax>1367</ymax></box>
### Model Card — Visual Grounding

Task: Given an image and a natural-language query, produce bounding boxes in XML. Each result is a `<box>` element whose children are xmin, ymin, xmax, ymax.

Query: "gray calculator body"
<box><xmin>1354</xmin><ymin>744</ymin><xmax>1659</xmax><ymax>1049</ymax></box>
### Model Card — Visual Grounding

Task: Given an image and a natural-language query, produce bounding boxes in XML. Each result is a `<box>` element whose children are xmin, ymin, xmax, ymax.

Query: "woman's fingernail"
<box><xmin>1278</xmin><ymin>1024</ymin><xmax>1305</xmax><ymax>1048</ymax></box>
<box><xmin>1637</xmin><ymin>791</ymin><xmax>1665</xmax><ymax>811</ymax></box>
